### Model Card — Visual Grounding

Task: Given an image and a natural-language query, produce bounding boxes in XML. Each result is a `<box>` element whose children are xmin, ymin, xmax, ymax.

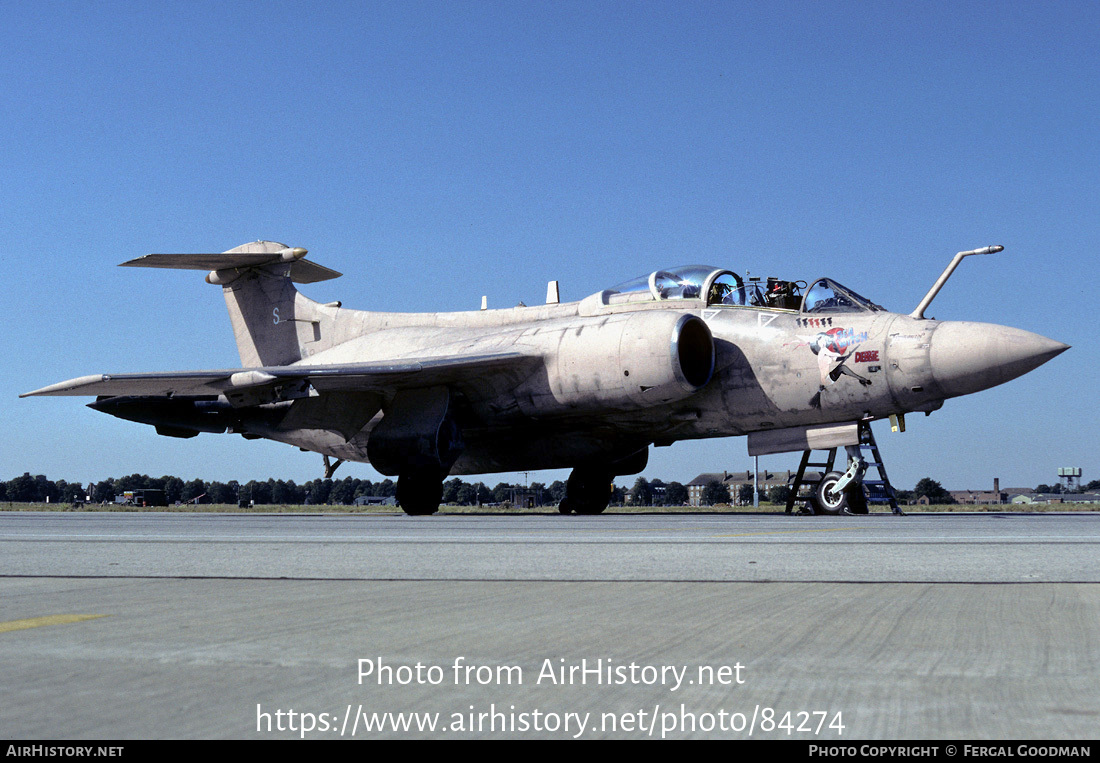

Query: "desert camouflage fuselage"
<box><xmin>24</xmin><ymin>241</ymin><xmax>1067</xmax><ymax>514</ymax></box>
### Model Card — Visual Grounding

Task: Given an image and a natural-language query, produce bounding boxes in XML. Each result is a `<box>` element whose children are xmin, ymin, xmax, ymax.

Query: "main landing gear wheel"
<box><xmin>558</xmin><ymin>468</ymin><xmax>613</xmax><ymax>515</ymax></box>
<box><xmin>396</xmin><ymin>470</ymin><xmax>443</xmax><ymax>516</ymax></box>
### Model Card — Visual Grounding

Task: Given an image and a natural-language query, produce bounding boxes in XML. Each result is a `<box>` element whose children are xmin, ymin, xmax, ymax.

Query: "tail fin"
<box><xmin>121</xmin><ymin>240</ymin><xmax>344</xmax><ymax>366</ymax></box>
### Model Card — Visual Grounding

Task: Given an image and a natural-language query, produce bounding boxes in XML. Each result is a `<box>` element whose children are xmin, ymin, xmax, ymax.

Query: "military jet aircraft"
<box><xmin>23</xmin><ymin>241</ymin><xmax>1067</xmax><ymax>515</ymax></box>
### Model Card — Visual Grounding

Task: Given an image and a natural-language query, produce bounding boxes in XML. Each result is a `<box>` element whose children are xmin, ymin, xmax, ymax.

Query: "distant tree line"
<box><xmin>0</xmin><ymin>472</ymin><xmax>404</xmax><ymax>506</ymax></box>
<box><xmin>3</xmin><ymin>472</ymin><xmax>1097</xmax><ymax>507</ymax></box>
<box><xmin>905</xmin><ymin>477</ymin><xmax>955</xmax><ymax>504</ymax></box>
<box><xmin>0</xmin><ymin>472</ymin><xmax>576</xmax><ymax>507</ymax></box>
<box><xmin>1</xmin><ymin>473</ymin><xmax>677</xmax><ymax>507</ymax></box>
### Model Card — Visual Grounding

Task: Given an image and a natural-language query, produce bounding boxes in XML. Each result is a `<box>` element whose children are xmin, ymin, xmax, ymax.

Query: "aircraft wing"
<box><xmin>21</xmin><ymin>352</ymin><xmax>538</xmax><ymax>400</ymax></box>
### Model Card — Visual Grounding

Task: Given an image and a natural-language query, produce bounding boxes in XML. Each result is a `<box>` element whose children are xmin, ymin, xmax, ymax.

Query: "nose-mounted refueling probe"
<box><xmin>910</xmin><ymin>245</ymin><xmax>1003</xmax><ymax>319</ymax></box>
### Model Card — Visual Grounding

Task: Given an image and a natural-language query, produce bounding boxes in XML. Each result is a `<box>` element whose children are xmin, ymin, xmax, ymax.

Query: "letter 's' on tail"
<box><xmin>121</xmin><ymin>240</ymin><xmax>343</xmax><ymax>367</ymax></box>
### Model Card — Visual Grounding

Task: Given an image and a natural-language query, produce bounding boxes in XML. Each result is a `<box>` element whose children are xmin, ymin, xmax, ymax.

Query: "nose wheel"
<box><xmin>814</xmin><ymin>470</ymin><xmax>868</xmax><ymax>515</ymax></box>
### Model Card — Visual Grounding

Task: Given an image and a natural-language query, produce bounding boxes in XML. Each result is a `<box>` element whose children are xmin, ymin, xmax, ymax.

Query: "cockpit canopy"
<box><xmin>801</xmin><ymin>278</ymin><xmax>883</xmax><ymax>314</ymax></box>
<box><xmin>603</xmin><ymin>265</ymin><xmax>882</xmax><ymax>313</ymax></box>
<box><xmin>608</xmin><ymin>265</ymin><xmax>727</xmax><ymax>302</ymax></box>
<box><xmin>607</xmin><ymin>264</ymin><xmax>780</xmax><ymax>307</ymax></box>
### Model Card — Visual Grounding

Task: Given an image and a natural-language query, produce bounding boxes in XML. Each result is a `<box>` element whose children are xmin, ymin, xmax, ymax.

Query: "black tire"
<box><xmin>812</xmin><ymin>471</ymin><xmax>849</xmax><ymax>515</ymax></box>
<box><xmin>846</xmin><ymin>485</ymin><xmax>869</xmax><ymax>514</ymax></box>
<box><xmin>564</xmin><ymin>469</ymin><xmax>612</xmax><ymax>515</ymax></box>
<box><xmin>396</xmin><ymin>471</ymin><xmax>442</xmax><ymax>516</ymax></box>
<box><xmin>573</xmin><ymin>500</ymin><xmax>608</xmax><ymax>515</ymax></box>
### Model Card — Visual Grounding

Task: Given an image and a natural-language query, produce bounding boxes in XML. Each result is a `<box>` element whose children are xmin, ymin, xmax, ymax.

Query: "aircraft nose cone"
<box><xmin>928</xmin><ymin>322</ymin><xmax>1069</xmax><ymax>398</ymax></box>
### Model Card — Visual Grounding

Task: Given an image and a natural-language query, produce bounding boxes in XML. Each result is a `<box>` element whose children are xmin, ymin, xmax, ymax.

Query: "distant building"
<box><xmin>686</xmin><ymin>472</ymin><xmax>748</xmax><ymax>506</ymax></box>
<box><xmin>946</xmin><ymin>476</ymin><xmax>1099</xmax><ymax>506</ymax></box>
<box><xmin>949</xmin><ymin>490</ymin><xmax>1006</xmax><ymax>505</ymax></box>
<box><xmin>509</xmin><ymin>490</ymin><xmax>540</xmax><ymax>509</ymax></box>
<box><xmin>352</xmin><ymin>495</ymin><xmax>396</xmax><ymax>506</ymax></box>
<box><xmin>759</xmin><ymin>470</ymin><xmax>801</xmax><ymax>491</ymax></box>
<box><xmin>949</xmin><ymin>478</ymin><xmax>1007</xmax><ymax>505</ymax></box>
<box><xmin>685</xmin><ymin>470</ymin><xmax>804</xmax><ymax>506</ymax></box>
<box><xmin>1011</xmin><ymin>492</ymin><xmax>1100</xmax><ymax>505</ymax></box>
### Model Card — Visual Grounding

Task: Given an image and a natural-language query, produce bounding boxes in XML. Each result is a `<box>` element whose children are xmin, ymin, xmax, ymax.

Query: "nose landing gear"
<box><xmin>815</xmin><ymin>466</ymin><xmax>869</xmax><ymax>515</ymax></box>
<box><xmin>787</xmin><ymin>420</ymin><xmax>903</xmax><ymax>515</ymax></box>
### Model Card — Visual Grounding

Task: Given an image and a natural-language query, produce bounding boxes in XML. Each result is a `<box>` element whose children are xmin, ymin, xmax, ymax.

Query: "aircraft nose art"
<box><xmin>927</xmin><ymin>321</ymin><xmax>1069</xmax><ymax>398</ymax></box>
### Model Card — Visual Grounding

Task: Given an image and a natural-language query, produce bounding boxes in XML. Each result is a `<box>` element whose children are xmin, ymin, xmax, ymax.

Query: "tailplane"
<box><xmin>121</xmin><ymin>240</ymin><xmax>344</xmax><ymax>366</ymax></box>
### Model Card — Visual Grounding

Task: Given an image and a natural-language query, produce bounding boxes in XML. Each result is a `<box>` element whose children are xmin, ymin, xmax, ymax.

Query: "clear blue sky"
<box><xmin>3</xmin><ymin>1</ymin><xmax>1097</xmax><ymax>491</ymax></box>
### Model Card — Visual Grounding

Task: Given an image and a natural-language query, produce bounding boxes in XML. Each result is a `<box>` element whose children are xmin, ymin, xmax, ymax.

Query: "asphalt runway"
<box><xmin>2</xmin><ymin>510</ymin><xmax>1098</xmax><ymax>739</ymax></box>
